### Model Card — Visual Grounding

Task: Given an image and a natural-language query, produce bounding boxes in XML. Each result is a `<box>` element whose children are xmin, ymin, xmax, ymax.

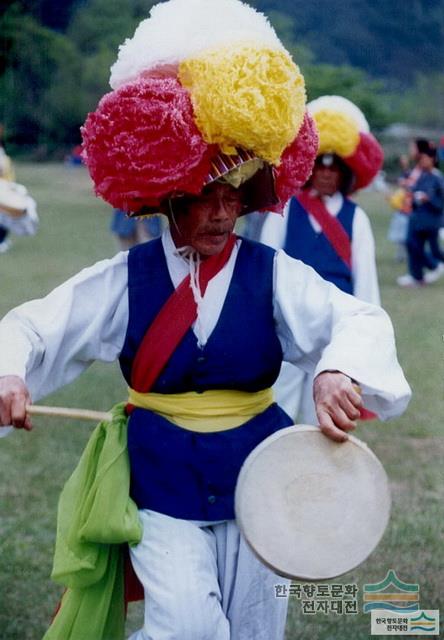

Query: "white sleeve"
<box><xmin>0</xmin><ymin>252</ymin><xmax>129</xmax><ymax>402</ymax></box>
<box><xmin>258</xmin><ymin>202</ymin><xmax>290</xmax><ymax>250</ymax></box>
<box><xmin>273</xmin><ymin>250</ymin><xmax>411</xmax><ymax>420</ymax></box>
<box><xmin>351</xmin><ymin>206</ymin><xmax>380</xmax><ymax>305</ymax></box>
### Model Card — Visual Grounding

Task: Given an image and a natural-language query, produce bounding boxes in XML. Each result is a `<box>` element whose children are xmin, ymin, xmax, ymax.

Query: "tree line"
<box><xmin>1</xmin><ymin>0</ymin><xmax>443</xmax><ymax>156</ymax></box>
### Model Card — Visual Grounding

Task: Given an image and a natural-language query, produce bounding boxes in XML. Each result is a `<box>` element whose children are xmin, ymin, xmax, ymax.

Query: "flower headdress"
<box><xmin>81</xmin><ymin>0</ymin><xmax>318</xmax><ymax>215</ymax></box>
<box><xmin>307</xmin><ymin>95</ymin><xmax>384</xmax><ymax>191</ymax></box>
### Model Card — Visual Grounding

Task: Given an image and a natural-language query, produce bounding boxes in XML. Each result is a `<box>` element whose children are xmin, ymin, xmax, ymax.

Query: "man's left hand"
<box><xmin>313</xmin><ymin>371</ymin><xmax>362</xmax><ymax>443</ymax></box>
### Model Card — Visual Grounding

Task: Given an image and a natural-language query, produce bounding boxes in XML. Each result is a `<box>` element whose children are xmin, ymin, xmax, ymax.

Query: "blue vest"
<box><xmin>120</xmin><ymin>237</ymin><xmax>292</xmax><ymax>520</ymax></box>
<box><xmin>284</xmin><ymin>196</ymin><xmax>356</xmax><ymax>294</ymax></box>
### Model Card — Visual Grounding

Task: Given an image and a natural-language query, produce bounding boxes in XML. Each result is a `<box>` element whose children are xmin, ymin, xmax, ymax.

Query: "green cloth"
<box><xmin>43</xmin><ymin>403</ymin><xmax>143</xmax><ymax>640</ymax></box>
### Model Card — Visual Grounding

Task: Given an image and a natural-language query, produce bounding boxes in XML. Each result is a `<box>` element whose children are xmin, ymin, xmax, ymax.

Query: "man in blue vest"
<box><xmin>0</xmin><ymin>6</ymin><xmax>410</xmax><ymax>640</ymax></box>
<box><xmin>0</xmin><ymin>171</ymin><xmax>411</xmax><ymax>640</ymax></box>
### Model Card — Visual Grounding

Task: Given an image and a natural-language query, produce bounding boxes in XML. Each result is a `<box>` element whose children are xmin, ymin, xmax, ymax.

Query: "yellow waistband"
<box><xmin>127</xmin><ymin>387</ymin><xmax>274</xmax><ymax>433</ymax></box>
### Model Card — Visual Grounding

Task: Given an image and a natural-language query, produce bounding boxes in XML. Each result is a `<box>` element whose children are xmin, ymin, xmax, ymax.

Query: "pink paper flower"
<box><xmin>81</xmin><ymin>76</ymin><xmax>215</xmax><ymax>212</ymax></box>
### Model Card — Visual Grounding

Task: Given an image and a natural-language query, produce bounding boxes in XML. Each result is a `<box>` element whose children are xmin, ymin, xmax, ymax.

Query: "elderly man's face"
<box><xmin>169</xmin><ymin>182</ymin><xmax>242</xmax><ymax>256</ymax></box>
<box><xmin>311</xmin><ymin>163</ymin><xmax>342</xmax><ymax>197</ymax></box>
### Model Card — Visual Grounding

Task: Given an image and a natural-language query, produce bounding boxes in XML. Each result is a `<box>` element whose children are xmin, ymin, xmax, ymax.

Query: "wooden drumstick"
<box><xmin>26</xmin><ymin>405</ymin><xmax>112</xmax><ymax>422</ymax></box>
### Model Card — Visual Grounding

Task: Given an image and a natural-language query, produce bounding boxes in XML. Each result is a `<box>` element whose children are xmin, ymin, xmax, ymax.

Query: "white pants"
<box><xmin>273</xmin><ymin>362</ymin><xmax>317</xmax><ymax>425</ymax></box>
<box><xmin>128</xmin><ymin>510</ymin><xmax>289</xmax><ymax>640</ymax></box>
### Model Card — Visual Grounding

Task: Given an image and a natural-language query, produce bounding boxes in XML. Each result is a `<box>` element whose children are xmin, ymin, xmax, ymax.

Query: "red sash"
<box><xmin>358</xmin><ymin>406</ymin><xmax>377</xmax><ymax>421</ymax></box>
<box><xmin>131</xmin><ymin>233</ymin><xmax>237</xmax><ymax>393</ymax></box>
<box><xmin>125</xmin><ymin>234</ymin><xmax>238</xmax><ymax>603</ymax></box>
<box><xmin>297</xmin><ymin>191</ymin><xmax>352</xmax><ymax>269</ymax></box>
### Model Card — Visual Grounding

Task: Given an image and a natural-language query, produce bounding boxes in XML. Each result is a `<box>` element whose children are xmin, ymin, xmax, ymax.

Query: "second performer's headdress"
<box><xmin>307</xmin><ymin>95</ymin><xmax>384</xmax><ymax>191</ymax></box>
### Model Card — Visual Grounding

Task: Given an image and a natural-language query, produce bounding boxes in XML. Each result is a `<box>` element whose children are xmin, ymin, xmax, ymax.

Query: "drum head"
<box><xmin>235</xmin><ymin>425</ymin><xmax>391</xmax><ymax>580</ymax></box>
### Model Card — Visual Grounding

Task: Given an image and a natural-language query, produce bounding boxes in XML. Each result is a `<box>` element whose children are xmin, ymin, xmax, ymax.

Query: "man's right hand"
<box><xmin>0</xmin><ymin>376</ymin><xmax>32</xmax><ymax>430</ymax></box>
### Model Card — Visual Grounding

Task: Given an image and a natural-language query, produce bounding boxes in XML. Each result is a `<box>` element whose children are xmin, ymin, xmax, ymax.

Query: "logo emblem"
<box><xmin>363</xmin><ymin>570</ymin><xmax>419</xmax><ymax>613</ymax></box>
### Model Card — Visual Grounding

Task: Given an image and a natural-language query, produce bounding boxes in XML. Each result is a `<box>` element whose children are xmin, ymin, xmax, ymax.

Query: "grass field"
<box><xmin>0</xmin><ymin>163</ymin><xmax>443</xmax><ymax>639</ymax></box>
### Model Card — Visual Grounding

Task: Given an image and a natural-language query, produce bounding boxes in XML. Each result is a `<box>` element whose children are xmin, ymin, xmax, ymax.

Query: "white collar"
<box><xmin>160</xmin><ymin>227</ymin><xmax>241</xmax><ymax>347</ymax></box>
<box><xmin>321</xmin><ymin>192</ymin><xmax>344</xmax><ymax>216</ymax></box>
<box><xmin>161</xmin><ymin>227</ymin><xmax>194</xmax><ymax>285</ymax></box>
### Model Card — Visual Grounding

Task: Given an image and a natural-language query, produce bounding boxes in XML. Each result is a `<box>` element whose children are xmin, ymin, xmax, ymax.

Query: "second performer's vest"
<box><xmin>284</xmin><ymin>195</ymin><xmax>356</xmax><ymax>294</ymax></box>
<box><xmin>119</xmin><ymin>237</ymin><xmax>292</xmax><ymax>521</ymax></box>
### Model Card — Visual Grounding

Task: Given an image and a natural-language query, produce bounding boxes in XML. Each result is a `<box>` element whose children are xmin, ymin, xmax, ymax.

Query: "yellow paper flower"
<box><xmin>313</xmin><ymin>109</ymin><xmax>360</xmax><ymax>158</ymax></box>
<box><xmin>179</xmin><ymin>46</ymin><xmax>306</xmax><ymax>165</ymax></box>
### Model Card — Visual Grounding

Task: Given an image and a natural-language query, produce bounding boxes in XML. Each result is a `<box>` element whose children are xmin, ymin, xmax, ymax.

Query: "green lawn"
<box><xmin>0</xmin><ymin>164</ymin><xmax>443</xmax><ymax>639</ymax></box>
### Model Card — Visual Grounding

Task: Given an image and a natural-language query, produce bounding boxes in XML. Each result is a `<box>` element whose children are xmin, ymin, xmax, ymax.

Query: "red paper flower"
<box><xmin>81</xmin><ymin>77</ymin><xmax>215</xmax><ymax>212</ymax></box>
<box><xmin>269</xmin><ymin>112</ymin><xmax>319</xmax><ymax>212</ymax></box>
<box><xmin>344</xmin><ymin>132</ymin><xmax>384</xmax><ymax>191</ymax></box>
